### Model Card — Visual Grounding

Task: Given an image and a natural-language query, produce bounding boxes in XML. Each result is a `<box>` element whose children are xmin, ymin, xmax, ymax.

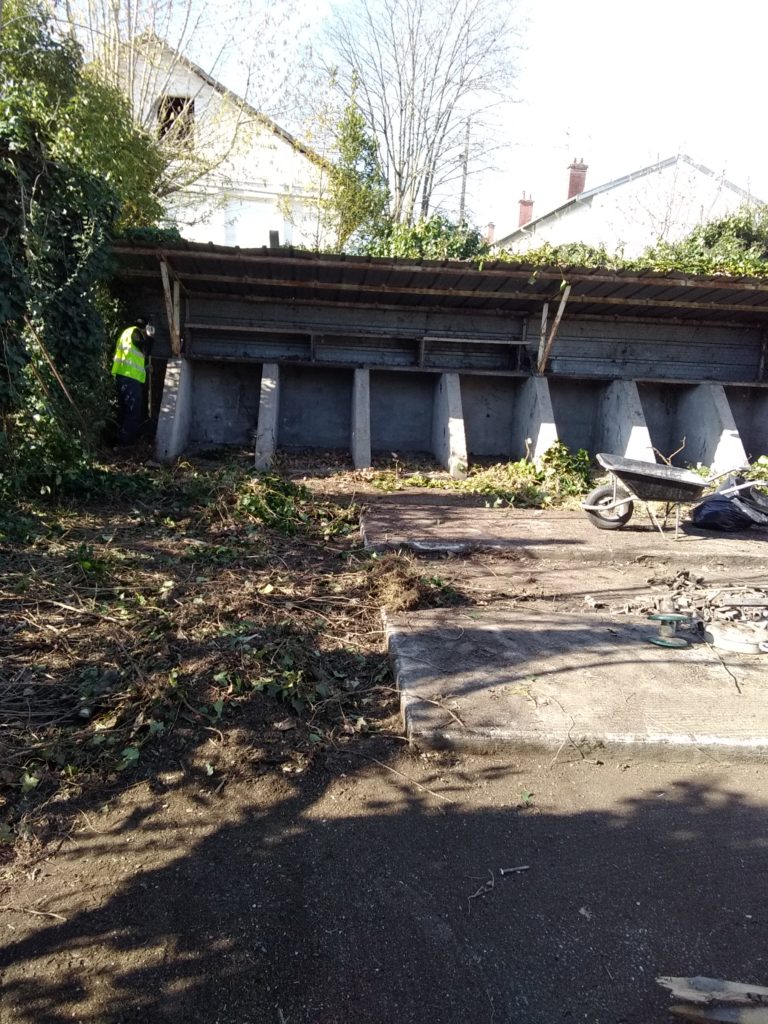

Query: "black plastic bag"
<box><xmin>691</xmin><ymin>495</ymin><xmax>754</xmax><ymax>532</ymax></box>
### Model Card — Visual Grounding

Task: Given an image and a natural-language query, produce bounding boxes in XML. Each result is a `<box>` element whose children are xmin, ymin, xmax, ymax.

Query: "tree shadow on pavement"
<box><xmin>1</xmin><ymin>753</ymin><xmax>766</xmax><ymax>1024</ymax></box>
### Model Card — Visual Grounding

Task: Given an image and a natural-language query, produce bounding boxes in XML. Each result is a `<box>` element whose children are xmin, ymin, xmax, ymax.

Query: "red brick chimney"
<box><xmin>484</xmin><ymin>222</ymin><xmax>495</xmax><ymax>244</ymax></box>
<box><xmin>518</xmin><ymin>192</ymin><xmax>534</xmax><ymax>227</ymax></box>
<box><xmin>567</xmin><ymin>158</ymin><xmax>588</xmax><ymax>199</ymax></box>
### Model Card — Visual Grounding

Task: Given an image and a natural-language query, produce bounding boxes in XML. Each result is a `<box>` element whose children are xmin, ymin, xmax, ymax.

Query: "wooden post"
<box><xmin>537</xmin><ymin>302</ymin><xmax>549</xmax><ymax>371</ymax></box>
<box><xmin>758</xmin><ymin>329</ymin><xmax>768</xmax><ymax>382</ymax></box>
<box><xmin>537</xmin><ymin>284</ymin><xmax>571</xmax><ymax>374</ymax></box>
<box><xmin>173</xmin><ymin>278</ymin><xmax>180</xmax><ymax>351</ymax></box>
<box><xmin>160</xmin><ymin>258</ymin><xmax>181</xmax><ymax>356</ymax></box>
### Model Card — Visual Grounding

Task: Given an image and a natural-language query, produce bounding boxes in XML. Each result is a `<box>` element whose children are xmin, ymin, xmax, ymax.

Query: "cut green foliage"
<box><xmin>371</xmin><ymin>443</ymin><xmax>592</xmax><ymax>507</ymax></box>
<box><xmin>0</xmin><ymin>457</ymin><xmax>398</xmax><ymax>842</ymax></box>
<box><xmin>234</xmin><ymin>473</ymin><xmax>359</xmax><ymax>537</ymax></box>
<box><xmin>496</xmin><ymin>204</ymin><xmax>768</xmax><ymax>279</ymax></box>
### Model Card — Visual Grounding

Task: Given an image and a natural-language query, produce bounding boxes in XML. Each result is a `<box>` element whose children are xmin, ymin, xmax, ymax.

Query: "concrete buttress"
<box><xmin>676</xmin><ymin>383</ymin><xmax>748</xmax><ymax>472</ymax></box>
<box><xmin>432</xmin><ymin>373</ymin><xmax>468</xmax><ymax>478</ymax></box>
<box><xmin>254</xmin><ymin>363</ymin><xmax>280</xmax><ymax>470</ymax></box>
<box><xmin>155</xmin><ymin>357</ymin><xmax>194</xmax><ymax>464</ymax></box>
<box><xmin>351</xmin><ymin>369</ymin><xmax>371</xmax><ymax>469</ymax></box>
<box><xmin>514</xmin><ymin>377</ymin><xmax>558</xmax><ymax>463</ymax></box>
<box><xmin>597</xmin><ymin>380</ymin><xmax>656</xmax><ymax>461</ymax></box>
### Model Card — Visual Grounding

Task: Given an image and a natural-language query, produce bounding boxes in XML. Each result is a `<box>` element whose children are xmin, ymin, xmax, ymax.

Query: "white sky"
<box><xmin>468</xmin><ymin>0</ymin><xmax>766</xmax><ymax>236</ymax></box>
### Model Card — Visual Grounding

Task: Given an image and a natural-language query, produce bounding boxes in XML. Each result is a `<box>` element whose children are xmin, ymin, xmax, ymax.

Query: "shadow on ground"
<box><xmin>1</xmin><ymin>752</ymin><xmax>766</xmax><ymax>1024</ymax></box>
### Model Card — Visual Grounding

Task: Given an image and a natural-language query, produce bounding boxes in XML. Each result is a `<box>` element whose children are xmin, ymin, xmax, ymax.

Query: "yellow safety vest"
<box><xmin>111</xmin><ymin>326</ymin><xmax>146</xmax><ymax>384</ymax></box>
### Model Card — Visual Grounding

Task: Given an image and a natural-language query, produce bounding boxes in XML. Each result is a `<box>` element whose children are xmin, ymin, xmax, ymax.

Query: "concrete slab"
<box><xmin>362</xmin><ymin>499</ymin><xmax>768</xmax><ymax>564</ymax></box>
<box><xmin>386</xmin><ymin>608</ymin><xmax>768</xmax><ymax>759</ymax></box>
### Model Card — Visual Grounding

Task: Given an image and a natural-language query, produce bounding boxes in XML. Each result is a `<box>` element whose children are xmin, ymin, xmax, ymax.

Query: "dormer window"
<box><xmin>157</xmin><ymin>96</ymin><xmax>194</xmax><ymax>146</ymax></box>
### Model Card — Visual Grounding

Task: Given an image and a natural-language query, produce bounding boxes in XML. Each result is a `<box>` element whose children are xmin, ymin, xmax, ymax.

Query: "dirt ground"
<box><xmin>2</xmin><ymin>454</ymin><xmax>768</xmax><ymax>1023</ymax></box>
<box><xmin>2</xmin><ymin>750</ymin><xmax>768</xmax><ymax>1024</ymax></box>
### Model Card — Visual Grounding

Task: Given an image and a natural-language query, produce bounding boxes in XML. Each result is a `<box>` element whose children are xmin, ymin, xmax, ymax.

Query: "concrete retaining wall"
<box><xmin>460</xmin><ymin>376</ymin><xmax>520</xmax><ymax>456</ymax></box>
<box><xmin>278</xmin><ymin>365</ymin><xmax>352</xmax><ymax>448</ymax></box>
<box><xmin>189</xmin><ymin>361</ymin><xmax>262</xmax><ymax>446</ymax></box>
<box><xmin>548</xmin><ymin>379</ymin><xmax>604</xmax><ymax>453</ymax></box>
<box><xmin>156</xmin><ymin>356</ymin><xmax>766</xmax><ymax>474</ymax></box>
<box><xmin>370</xmin><ymin>371</ymin><xmax>434</xmax><ymax>453</ymax></box>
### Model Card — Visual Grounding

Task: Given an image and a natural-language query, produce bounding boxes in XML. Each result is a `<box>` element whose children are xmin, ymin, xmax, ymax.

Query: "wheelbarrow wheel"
<box><xmin>583</xmin><ymin>484</ymin><xmax>634</xmax><ymax>530</ymax></box>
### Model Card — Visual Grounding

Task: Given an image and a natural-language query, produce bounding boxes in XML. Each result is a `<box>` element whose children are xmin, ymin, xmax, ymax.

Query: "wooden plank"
<box><xmin>537</xmin><ymin>302</ymin><xmax>549</xmax><ymax>368</ymax></box>
<box><xmin>659</xmin><ymin>977</ymin><xmax>768</xmax><ymax>1005</ymax></box>
<box><xmin>184</xmin><ymin>322</ymin><xmax>523</xmax><ymax>345</ymax></box>
<box><xmin>182</xmin><ymin>352</ymin><xmax>528</xmax><ymax>377</ymax></box>
<box><xmin>159</xmin><ymin>259</ymin><xmax>181</xmax><ymax>356</ymax></box>
<box><xmin>670</xmin><ymin>1004</ymin><xmax>768</xmax><ymax>1022</ymax></box>
<box><xmin>537</xmin><ymin>284</ymin><xmax>571</xmax><ymax>373</ymax></box>
<box><xmin>758</xmin><ymin>330</ymin><xmax>768</xmax><ymax>381</ymax></box>
<box><xmin>173</xmin><ymin>278</ymin><xmax>181</xmax><ymax>351</ymax></box>
<box><xmin>660</xmin><ymin>976</ymin><xmax>768</xmax><ymax>1022</ymax></box>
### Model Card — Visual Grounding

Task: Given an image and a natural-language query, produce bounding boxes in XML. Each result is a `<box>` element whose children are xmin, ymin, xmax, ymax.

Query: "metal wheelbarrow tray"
<box><xmin>581</xmin><ymin>453</ymin><xmax>763</xmax><ymax>535</ymax></box>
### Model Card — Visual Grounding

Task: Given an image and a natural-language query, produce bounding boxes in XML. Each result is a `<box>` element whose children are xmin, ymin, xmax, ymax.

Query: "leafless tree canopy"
<box><xmin>326</xmin><ymin>0</ymin><xmax>522</xmax><ymax>224</ymax></box>
<box><xmin>57</xmin><ymin>0</ymin><xmax>302</xmax><ymax>119</ymax></box>
<box><xmin>52</xmin><ymin>0</ymin><xmax>305</xmax><ymax>197</ymax></box>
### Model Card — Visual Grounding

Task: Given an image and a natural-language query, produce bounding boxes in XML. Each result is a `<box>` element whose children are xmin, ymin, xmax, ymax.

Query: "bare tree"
<box><xmin>53</xmin><ymin>0</ymin><xmax>307</xmax><ymax>200</ymax></box>
<box><xmin>325</xmin><ymin>0</ymin><xmax>522</xmax><ymax>224</ymax></box>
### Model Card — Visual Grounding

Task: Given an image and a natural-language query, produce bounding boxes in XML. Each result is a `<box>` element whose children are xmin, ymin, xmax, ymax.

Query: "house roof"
<box><xmin>495</xmin><ymin>154</ymin><xmax>761</xmax><ymax>249</ymax></box>
<box><xmin>134</xmin><ymin>32</ymin><xmax>327</xmax><ymax>169</ymax></box>
<box><xmin>112</xmin><ymin>237</ymin><xmax>768</xmax><ymax>328</ymax></box>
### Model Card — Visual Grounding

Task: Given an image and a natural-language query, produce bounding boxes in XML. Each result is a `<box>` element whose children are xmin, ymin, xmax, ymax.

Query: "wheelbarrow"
<box><xmin>581</xmin><ymin>453</ymin><xmax>767</xmax><ymax>535</ymax></box>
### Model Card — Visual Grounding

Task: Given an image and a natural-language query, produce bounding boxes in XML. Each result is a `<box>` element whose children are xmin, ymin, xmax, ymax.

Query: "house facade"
<box><xmin>122</xmin><ymin>37</ymin><xmax>327</xmax><ymax>248</ymax></box>
<box><xmin>494</xmin><ymin>155</ymin><xmax>761</xmax><ymax>256</ymax></box>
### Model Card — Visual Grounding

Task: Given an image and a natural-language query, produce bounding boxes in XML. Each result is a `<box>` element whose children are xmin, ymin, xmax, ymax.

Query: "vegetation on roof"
<box><xmin>494</xmin><ymin>205</ymin><xmax>768</xmax><ymax>279</ymax></box>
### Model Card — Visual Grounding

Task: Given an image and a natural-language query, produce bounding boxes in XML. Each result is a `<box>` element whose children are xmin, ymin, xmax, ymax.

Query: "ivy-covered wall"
<box><xmin>0</xmin><ymin>0</ymin><xmax>165</xmax><ymax>500</ymax></box>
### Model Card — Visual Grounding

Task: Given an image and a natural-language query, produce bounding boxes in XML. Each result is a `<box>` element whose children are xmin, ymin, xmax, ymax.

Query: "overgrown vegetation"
<box><xmin>0</xmin><ymin>0</ymin><xmax>165</xmax><ymax>505</ymax></box>
<box><xmin>362</xmin><ymin>214</ymin><xmax>490</xmax><ymax>259</ymax></box>
<box><xmin>495</xmin><ymin>204</ymin><xmax>768</xmax><ymax>278</ymax></box>
<box><xmin>370</xmin><ymin>442</ymin><xmax>592</xmax><ymax>506</ymax></box>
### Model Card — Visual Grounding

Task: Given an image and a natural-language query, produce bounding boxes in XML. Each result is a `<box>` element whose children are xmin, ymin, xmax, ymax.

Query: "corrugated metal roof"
<box><xmin>112</xmin><ymin>239</ymin><xmax>768</xmax><ymax>326</ymax></box>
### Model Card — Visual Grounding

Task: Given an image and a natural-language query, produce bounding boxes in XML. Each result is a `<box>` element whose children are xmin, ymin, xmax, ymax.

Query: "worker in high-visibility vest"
<box><xmin>111</xmin><ymin>318</ymin><xmax>155</xmax><ymax>444</ymax></box>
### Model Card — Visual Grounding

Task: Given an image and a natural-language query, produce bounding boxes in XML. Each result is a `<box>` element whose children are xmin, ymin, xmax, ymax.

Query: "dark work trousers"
<box><xmin>115</xmin><ymin>374</ymin><xmax>144</xmax><ymax>445</ymax></box>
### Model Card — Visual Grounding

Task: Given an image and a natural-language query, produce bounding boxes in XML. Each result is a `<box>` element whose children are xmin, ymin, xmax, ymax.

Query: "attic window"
<box><xmin>157</xmin><ymin>96</ymin><xmax>194</xmax><ymax>146</ymax></box>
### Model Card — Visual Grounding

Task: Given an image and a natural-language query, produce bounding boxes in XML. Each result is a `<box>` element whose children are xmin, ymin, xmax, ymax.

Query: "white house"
<box><xmin>121</xmin><ymin>35</ymin><xmax>328</xmax><ymax>248</ymax></box>
<box><xmin>494</xmin><ymin>155</ymin><xmax>762</xmax><ymax>257</ymax></box>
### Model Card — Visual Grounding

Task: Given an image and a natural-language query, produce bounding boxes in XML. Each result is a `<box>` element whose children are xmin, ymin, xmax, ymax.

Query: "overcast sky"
<box><xmin>473</xmin><ymin>0</ymin><xmax>764</xmax><ymax>236</ymax></box>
